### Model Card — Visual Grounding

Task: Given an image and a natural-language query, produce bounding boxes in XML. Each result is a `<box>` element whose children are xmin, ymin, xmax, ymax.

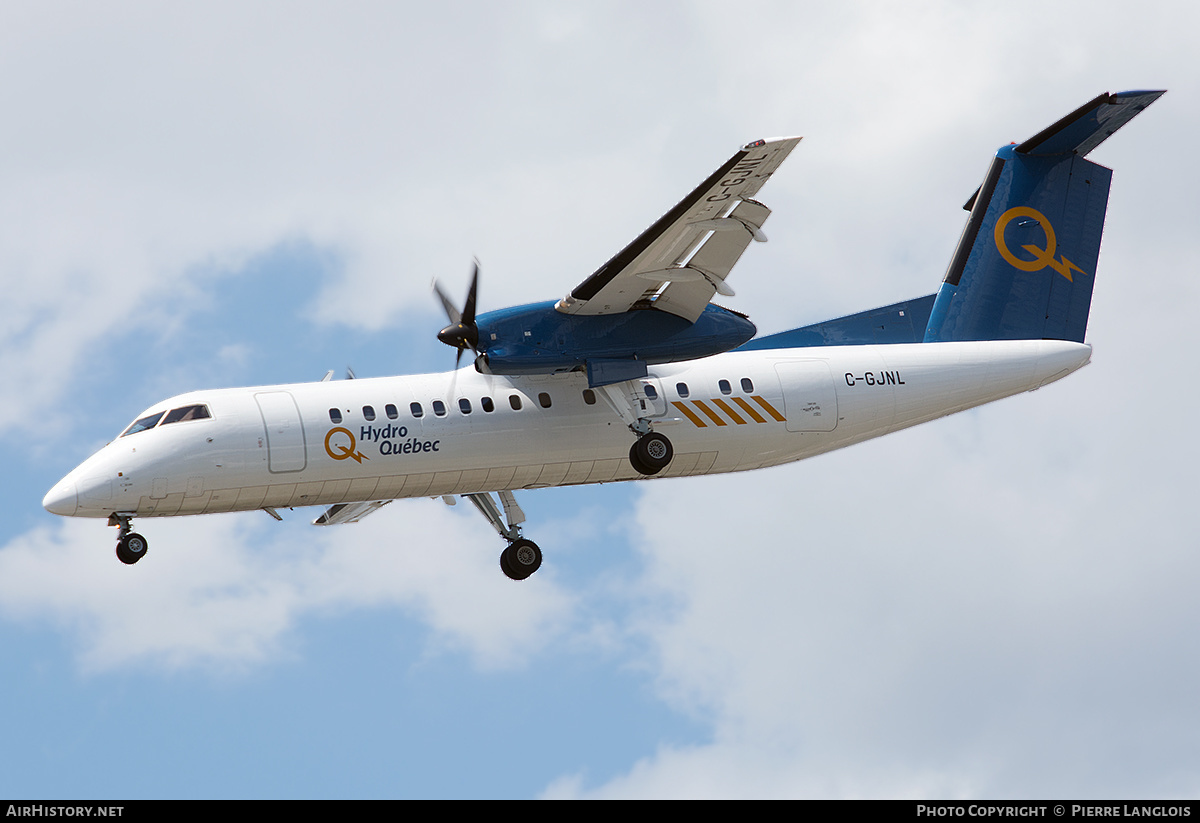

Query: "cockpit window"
<box><xmin>121</xmin><ymin>411</ymin><xmax>165</xmax><ymax>437</ymax></box>
<box><xmin>122</xmin><ymin>404</ymin><xmax>212</xmax><ymax>437</ymax></box>
<box><xmin>161</xmin><ymin>404</ymin><xmax>212</xmax><ymax>425</ymax></box>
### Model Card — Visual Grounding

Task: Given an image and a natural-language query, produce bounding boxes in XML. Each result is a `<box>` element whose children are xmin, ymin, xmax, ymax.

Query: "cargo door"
<box><xmin>773</xmin><ymin>361</ymin><xmax>838</xmax><ymax>432</ymax></box>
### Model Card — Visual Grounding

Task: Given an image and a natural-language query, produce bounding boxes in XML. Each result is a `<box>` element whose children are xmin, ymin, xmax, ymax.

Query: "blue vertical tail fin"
<box><xmin>924</xmin><ymin>90</ymin><xmax>1164</xmax><ymax>344</ymax></box>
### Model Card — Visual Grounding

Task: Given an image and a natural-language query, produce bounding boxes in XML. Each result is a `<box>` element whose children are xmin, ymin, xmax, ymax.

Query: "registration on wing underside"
<box><xmin>556</xmin><ymin>137</ymin><xmax>801</xmax><ymax>323</ymax></box>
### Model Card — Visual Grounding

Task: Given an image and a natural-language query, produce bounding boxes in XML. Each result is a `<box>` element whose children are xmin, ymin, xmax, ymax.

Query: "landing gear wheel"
<box><xmin>630</xmin><ymin>432</ymin><xmax>673</xmax><ymax>476</ymax></box>
<box><xmin>116</xmin><ymin>532</ymin><xmax>149</xmax><ymax>565</ymax></box>
<box><xmin>500</xmin><ymin>538</ymin><xmax>542</xmax><ymax>581</ymax></box>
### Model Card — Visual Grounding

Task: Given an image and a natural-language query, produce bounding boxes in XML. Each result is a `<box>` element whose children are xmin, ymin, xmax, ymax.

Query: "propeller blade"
<box><xmin>432</xmin><ymin>280</ymin><xmax>462</xmax><ymax>326</ymax></box>
<box><xmin>462</xmin><ymin>259</ymin><xmax>479</xmax><ymax>326</ymax></box>
<box><xmin>430</xmin><ymin>261</ymin><xmax>483</xmax><ymax>414</ymax></box>
<box><xmin>433</xmin><ymin>260</ymin><xmax>482</xmax><ymax>356</ymax></box>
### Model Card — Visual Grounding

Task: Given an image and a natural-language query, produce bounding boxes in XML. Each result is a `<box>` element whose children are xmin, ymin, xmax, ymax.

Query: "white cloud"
<box><xmin>542</xmin><ymin>741</ymin><xmax>981</xmax><ymax>799</ymax></box>
<box><xmin>0</xmin><ymin>502</ymin><xmax>575</xmax><ymax>673</ymax></box>
<box><xmin>554</xmin><ymin>366</ymin><xmax>1200</xmax><ymax>796</ymax></box>
<box><xmin>3</xmin><ymin>1</ymin><xmax>1185</xmax><ymax>436</ymax></box>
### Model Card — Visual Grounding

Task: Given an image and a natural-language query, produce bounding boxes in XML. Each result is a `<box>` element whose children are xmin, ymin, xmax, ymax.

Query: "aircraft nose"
<box><xmin>43</xmin><ymin>479</ymin><xmax>78</xmax><ymax>516</ymax></box>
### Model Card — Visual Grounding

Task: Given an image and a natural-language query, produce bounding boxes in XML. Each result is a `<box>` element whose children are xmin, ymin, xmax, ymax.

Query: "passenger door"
<box><xmin>255</xmin><ymin>391</ymin><xmax>308</xmax><ymax>473</ymax></box>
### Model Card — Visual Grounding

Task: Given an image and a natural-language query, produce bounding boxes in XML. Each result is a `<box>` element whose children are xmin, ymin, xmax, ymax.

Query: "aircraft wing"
<box><xmin>312</xmin><ymin>500</ymin><xmax>391</xmax><ymax>526</ymax></box>
<box><xmin>555</xmin><ymin>136</ymin><xmax>801</xmax><ymax>324</ymax></box>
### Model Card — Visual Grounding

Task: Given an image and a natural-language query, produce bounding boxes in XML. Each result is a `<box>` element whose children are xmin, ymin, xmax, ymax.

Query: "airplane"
<box><xmin>42</xmin><ymin>90</ymin><xmax>1163</xmax><ymax>580</ymax></box>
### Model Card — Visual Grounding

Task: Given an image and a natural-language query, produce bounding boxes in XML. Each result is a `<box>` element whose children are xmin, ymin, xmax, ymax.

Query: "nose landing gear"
<box><xmin>109</xmin><ymin>513</ymin><xmax>148</xmax><ymax>565</ymax></box>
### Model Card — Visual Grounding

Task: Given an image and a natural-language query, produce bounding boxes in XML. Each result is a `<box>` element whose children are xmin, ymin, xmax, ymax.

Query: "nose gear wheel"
<box><xmin>500</xmin><ymin>538</ymin><xmax>543</xmax><ymax>581</ymax></box>
<box><xmin>109</xmin><ymin>513</ymin><xmax>148</xmax><ymax>565</ymax></box>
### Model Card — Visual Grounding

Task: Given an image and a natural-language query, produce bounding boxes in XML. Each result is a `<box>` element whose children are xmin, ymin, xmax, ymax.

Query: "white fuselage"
<box><xmin>43</xmin><ymin>339</ymin><xmax>1091</xmax><ymax>520</ymax></box>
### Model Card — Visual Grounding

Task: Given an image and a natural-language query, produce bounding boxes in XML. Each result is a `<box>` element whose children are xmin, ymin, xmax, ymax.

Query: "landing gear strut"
<box><xmin>463</xmin><ymin>491</ymin><xmax>543</xmax><ymax>581</ymax></box>
<box><xmin>594</xmin><ymin>382</ymin><xmax>675</xmax><ymax>476</ymax></box>
<box><xmin>109</xmin><ymin>513</ymin><xmax>148</xmax><ymax>565</ymax></box>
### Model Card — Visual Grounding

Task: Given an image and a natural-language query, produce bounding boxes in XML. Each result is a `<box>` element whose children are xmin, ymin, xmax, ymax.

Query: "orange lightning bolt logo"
<box><xmin>994</xmin><ymin>206</ymin><xmax>1088</xmax><ymax>282</ymax></box>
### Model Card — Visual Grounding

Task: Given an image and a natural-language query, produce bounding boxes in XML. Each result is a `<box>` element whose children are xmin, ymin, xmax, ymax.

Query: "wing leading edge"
<box><xmin>555</xmin><ymin>137</ymin><xmax>801</xmax><ymax>324</ymax></box>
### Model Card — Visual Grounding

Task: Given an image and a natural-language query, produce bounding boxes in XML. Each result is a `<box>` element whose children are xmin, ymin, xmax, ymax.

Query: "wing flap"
<box><xmin>653</xmin><ymin>199</ymin><xmax>772</xmax><ymax>322</ymax></box>
<box><xmin>556</xmin><ymin>137</ymin><xmax>799</xmax><ymax>319</ymax></box>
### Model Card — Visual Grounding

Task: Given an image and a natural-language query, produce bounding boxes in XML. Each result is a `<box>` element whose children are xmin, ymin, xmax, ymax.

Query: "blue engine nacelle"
<box><xmin>474</xmin><ymin>301</ymin><xmax>756</xmax><ymax>386</ymax></box>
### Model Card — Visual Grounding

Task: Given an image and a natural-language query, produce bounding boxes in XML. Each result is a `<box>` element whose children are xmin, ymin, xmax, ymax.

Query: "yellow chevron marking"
<box><xmin>691</xmin><ymin>400</ymin><xmax>728</xmax><ymax>427</ymax></box>
<box><xmin>672</xmin><ymin>401</ymin><xmax>707</xmax><ymax>428</ymax></box>
<box><xmin>752</xmin><ymin>395</ymin><xmax>787</xmax><ymax>422</ymax></box>
<box><xmin>711</xmin><ymin>398</ymin><xmax>747</xmax><ymax>425</ymax></box>
<box><xmin>675</xmin><ymin>396</ymin><xmax>785</xmax><ymax>428</ymax></box>
<box><xmin>732</xmin><ymin>396</ymin><xmax>766</xmax><ymax>423</ymax></box>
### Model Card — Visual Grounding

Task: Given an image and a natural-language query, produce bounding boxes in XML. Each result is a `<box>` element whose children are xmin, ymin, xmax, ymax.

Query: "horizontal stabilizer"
<box><xmin>1016</xmin><ymin>90</ymin><xmax>1165</xmax><ymax>157</ymax></box>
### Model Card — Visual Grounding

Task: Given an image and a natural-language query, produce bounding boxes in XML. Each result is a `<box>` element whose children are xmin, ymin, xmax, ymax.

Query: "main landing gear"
<box><xmin>109</xmin><ymin>513</ymin><xmax>149</xmax><ymax>565</ymax></box>
<box><xmin>629</xmin><ymin>431</ymin><xmax>673</xmax><ymax>476</ymax></box>
<box><xmin>592</xmin><ymin>381</ymin><xmax>675</xmax><ymax>477</ymax></box>
<box><xmin>500</xmin><ymin>538</ymin><xmax>543</xmax><ymax>581</ymax></box>
<box><xmin>462</xmin><ymin>491</ymin><xmax>542</xmax><ymax>581</ymax></box>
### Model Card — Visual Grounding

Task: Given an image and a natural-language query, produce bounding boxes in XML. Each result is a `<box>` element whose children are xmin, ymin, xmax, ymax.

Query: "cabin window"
<box><xmin>719</xmin><ymin>379</ymin><xmax>732</xmax><ymax>395</ymax></box>
<box><xmin>161</xmin><ymin>404</ymin><xmax>211</xmax><ymax>425</ymax></box>
<box><xmin>385</xmin><ymin>404</ymin><xmax>398</xmax><ymax>420</ymax></box>
<box><xmin>741</xmin><ymin>378</ymin><xmax>754</xmax><ymax>393</ymax></box>
<box><xmin>459</xmin><ymin>398</ymin><xmax>472</xmax><ymax>415</ymax></box>
<box><xmin>481</xmin><ymin>396</ymin><xmax>495</xmax><ymax>413</ymax></box>
<box><xmin>643</xmin><ymin>384</ymin><xmax>658</xmax><ymax>400</ymax></box>
<box><xmin>432</xmin><ymin>400</ymin><xmax>447</xmax><ymax>417</ymax></box>
<box><xmin>509</xmin><ymin>395</ymin><xmax>523</xmax><ymax>411</ymax></box>
<box><xmin>582</xmin><ymin>389</ymin><xmax>596</xmax><ymax>405</ymax></box>
<box><xmin>676</xmin><ymin>382</ymin><xmax>689</xmax><ymax>398</ymax></box>
<box><xmin>410</xmin><ymin>402</ymin><xmax>424</xmax><ymax>419</ymax></box>
<box><xmin>329</xmin><ymin>408</ymin><xmax>342</xmax><ymax>424</ymax></box>
<box><xmin>538</xmin><ymin>392</ymin><xmax>552</xmax><ymax>409</ymax></box>
<box><xmin>363</xmin><ymin>405</ymin><xmax>376</xmax><ymax>421</ymax></box>
<box><xmin>121</xmin><ymin>411</ymin><xmax>165</xmax><ymax>437</ymax></box>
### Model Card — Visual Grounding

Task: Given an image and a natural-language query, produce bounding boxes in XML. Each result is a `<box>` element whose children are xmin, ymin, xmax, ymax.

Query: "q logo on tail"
<box><xmin>994</xmin><ymin>206</ymin><xmax>1088</xmax><ymax>282</ymax></box>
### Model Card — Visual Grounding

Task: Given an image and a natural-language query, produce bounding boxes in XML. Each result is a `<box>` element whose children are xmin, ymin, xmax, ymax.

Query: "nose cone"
<box><xmin>43</xmin><ymin>479</ymin><xmax>78</xmax><ymax>517</ymax></box>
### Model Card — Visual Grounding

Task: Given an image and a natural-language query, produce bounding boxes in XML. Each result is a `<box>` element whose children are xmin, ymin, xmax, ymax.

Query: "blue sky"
<box><xmin>2</xmin><ymin>1</ymin><xmax>1199</xmax><ymax>799</ymax></box>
